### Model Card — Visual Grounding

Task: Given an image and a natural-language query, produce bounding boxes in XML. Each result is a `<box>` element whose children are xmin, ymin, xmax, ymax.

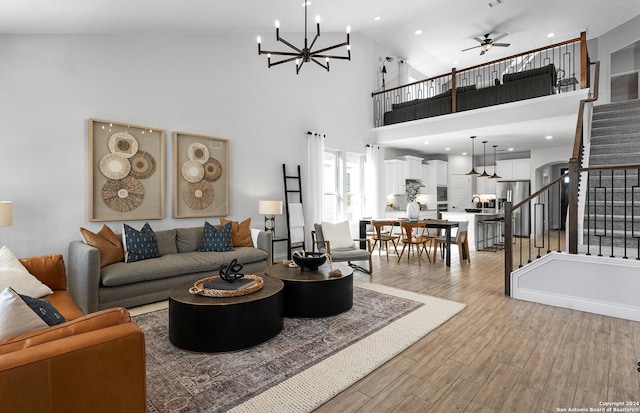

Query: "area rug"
<box><xmin>132</xmin><ymin>281</ymin><xmax>465</xmax><ymax>413</ymax></box>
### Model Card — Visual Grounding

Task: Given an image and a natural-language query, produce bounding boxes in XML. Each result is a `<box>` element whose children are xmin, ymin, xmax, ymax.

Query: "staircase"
<box><xmin>583</xmin><ymin>99</ymin><xmax>640</xmax><ymax>254</ymax></box>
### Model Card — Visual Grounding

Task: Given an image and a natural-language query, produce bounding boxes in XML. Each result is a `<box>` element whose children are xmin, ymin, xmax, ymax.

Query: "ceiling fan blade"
<box><xmin>480</xmin><ymin>49</ymin><xmax>486</xmax><ymax>56</ymax></box>
<box><xmin>462</xmin><ymin>45</ymin><xmax>482</xmax><ymax>52</ymax></box>
<box><xmin>473</xmin><ymin>37</ymin><xmax>484</xmax><ymax>44</ymax></box>
<box><xmin>492</xmin><ymin>33</ymin><xmax>508</xmax><ymax>42</ymax></box>
<box><xmin>492</xmin><ymin>43</ymin><xmax>510</xmax><ymax>47</ymax></box>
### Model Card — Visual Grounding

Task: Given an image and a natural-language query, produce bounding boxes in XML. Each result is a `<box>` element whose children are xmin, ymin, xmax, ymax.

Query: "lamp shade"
<box><xmin>259</xmin><ymin>200</ymin><xmax>283</xmax><ymax>215</ymax></box>
<box><xmin>0</xmin><ymin>201</ymin><xmax>13</xmax><ymax>227</ymax></box>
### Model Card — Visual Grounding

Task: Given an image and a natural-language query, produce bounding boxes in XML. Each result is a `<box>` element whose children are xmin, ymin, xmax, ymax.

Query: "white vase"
<box><xmin>406</xmin><ymin>201</ymin><xmax>420</xmax><ymax>220</ymax></box>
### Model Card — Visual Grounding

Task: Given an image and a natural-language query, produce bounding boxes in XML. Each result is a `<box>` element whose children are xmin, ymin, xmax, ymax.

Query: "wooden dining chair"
<box><xmin>433</xmin><ymin>221</ymin><xmax>471</xmax><ymax>264</ymax></box>
<box><xmin>398</xmin><ymin>221</ymin><xmax>431</xmax><ymax>266</ymax></box>
<box><xmin>369</xmin><ymin>220</ymin><xmax>400</xmax><ymax>261</ymax></box>
<box><xmin>423</xmin><ymin>218</ymin><xmax>447</xmax><ymax>256</ymax></box>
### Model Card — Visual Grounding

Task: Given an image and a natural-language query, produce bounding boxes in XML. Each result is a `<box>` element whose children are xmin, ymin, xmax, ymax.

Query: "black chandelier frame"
<box><xmin>257</xmin><ymin>2</ymin><xmax>351</xmax><ymax>74</ymax></box>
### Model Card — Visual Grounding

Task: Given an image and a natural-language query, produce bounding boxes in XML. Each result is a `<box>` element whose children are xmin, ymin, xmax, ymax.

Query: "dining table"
<box><xmin>359</xmin><ymin>219</ymin><xmax>461</xmax><ymax>267</ymax></box>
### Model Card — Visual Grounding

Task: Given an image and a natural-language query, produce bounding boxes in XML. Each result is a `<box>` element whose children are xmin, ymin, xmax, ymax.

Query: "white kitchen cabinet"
<box><xmin>495</xmin><ymin>159</ymin><xmax>531</xmax><ymax>180</ymax></box>
<box><xmin>384</xmin><ymin>159</ymin><xmax>407</xmax><ymax>194</ymax></box>
<box><xmin>475</xmin><ymin>175</ymin><xmax>496</xmax><ymax>194</ymax></box>
<box><xmin>434</xmin><ymin>160</ymin><xmax>448</xmax><ymax>186</ymax></box>
<box><xmin>401</xmin><ymin>155</ymin><xmax>424</xmax><ymax>180</ymax></box>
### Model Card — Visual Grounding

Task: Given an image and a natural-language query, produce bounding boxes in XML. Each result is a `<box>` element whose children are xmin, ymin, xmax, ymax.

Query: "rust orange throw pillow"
<box><xmin>220</xmin><ymin>218</ymin><xmax>254</xmax><ymax>247</ymax></box>
<box><xmin>80</xmin><ymin>225</ymin><xmax>125</xmax><ymax>268</ymax></box>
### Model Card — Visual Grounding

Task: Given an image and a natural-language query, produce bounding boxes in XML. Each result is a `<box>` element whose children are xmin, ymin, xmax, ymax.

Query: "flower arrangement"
<box><xmin>405</xmin><ymin>179</ymin><xmax>425</xmax><ymax>203</ymax></box>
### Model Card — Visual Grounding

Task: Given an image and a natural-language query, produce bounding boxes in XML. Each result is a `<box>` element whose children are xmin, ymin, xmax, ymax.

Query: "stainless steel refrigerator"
<box><xmin>496</xmin><ymin>180</ymin><xmax>530</xmax><ymax>237</ymax></box>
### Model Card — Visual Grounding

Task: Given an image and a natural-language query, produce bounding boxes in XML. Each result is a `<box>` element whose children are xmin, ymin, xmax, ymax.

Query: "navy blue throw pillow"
<box><xmin>199</xmin><ymin>221</ymin><xmax>234</xmax><ymax>252</ymax></box>
<box><xmin>18</xmin><ymin>292</ymin><xmax>66</xmax><ymax>326</ymax></box>
<box><xmin>123</xmin><ymin>222</ymin><xmax>160</xmax><ymax>263</ymax></box>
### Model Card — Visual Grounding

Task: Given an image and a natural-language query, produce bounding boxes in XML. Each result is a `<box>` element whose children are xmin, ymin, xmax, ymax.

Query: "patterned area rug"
<box><xmin>133</xmin><ymin>282</ymin><xmax>465</xmax><ymax>413</ymax></box>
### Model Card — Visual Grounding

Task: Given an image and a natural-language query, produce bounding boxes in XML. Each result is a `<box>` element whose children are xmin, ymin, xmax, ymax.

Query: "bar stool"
<box><xmin>478</xmin><ymin>219</ymin><xmax>498</xmax><ymax>252</ymax></box>
<box><xmin>493</xmin><ymin>217</ymin><xmax>505</xmax><ymax>249</ymax></box>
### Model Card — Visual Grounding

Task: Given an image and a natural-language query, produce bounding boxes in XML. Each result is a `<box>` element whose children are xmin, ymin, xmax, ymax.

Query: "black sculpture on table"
<box><xmin>219</xmin><ymin>259</ymin><xmax>244</xmax><ymax>283</ymax></box>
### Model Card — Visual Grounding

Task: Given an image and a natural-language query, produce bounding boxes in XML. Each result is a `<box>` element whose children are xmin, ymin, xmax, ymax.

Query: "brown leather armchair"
<box><xmin>0</xmin><ymin>254</ymin><xmax>146</xmax><ymax>413</ymax></box>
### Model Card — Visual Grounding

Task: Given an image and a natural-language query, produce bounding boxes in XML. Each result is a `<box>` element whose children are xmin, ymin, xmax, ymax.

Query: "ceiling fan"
<box><xmin>462</xmin><ymin>33</ymin><xmax>510</xmax><ymax>55</ymax></box>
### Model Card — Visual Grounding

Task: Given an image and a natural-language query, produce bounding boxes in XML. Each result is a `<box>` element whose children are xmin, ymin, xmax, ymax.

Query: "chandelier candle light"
<box><xmin>256</xmin><ymin>2</ymin><xmax>351</xmax><ymax>74</ymax></box>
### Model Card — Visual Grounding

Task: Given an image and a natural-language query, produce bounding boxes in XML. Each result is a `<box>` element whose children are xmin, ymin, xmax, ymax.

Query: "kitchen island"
<box><xmin>441</xmin><ymin>210</ymin><xmax>504</xmax><ymax>252</ymax></box>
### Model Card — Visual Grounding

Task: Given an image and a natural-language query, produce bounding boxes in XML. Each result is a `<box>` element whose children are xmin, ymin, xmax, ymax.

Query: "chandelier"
<box><xmin>256</xmin><ymin>2</ymin><xmax>351</xmax><ymax>74</ymax></box>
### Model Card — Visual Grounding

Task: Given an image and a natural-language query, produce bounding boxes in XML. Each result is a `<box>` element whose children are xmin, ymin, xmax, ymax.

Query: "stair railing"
<box><xmin>504</xmin><ymin>60</ymin><xmax>600</xmax><ymax>295</ymax></box>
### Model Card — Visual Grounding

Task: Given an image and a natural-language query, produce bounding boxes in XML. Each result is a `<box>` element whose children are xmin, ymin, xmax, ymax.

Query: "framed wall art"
<box><xmin>173</xmin><ymin>132</ymin><xmax>229</xmax><ymax>218</ymax></box>
<box><xmin>89</xmin><ymin>119</ymin><xmax>165</xmax><ymax>221</ymax></box>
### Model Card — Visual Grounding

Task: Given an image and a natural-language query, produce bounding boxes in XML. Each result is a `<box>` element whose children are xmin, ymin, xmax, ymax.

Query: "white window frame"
<box><xmin>322</xmin><ymin>149</ymin><xmax>365</xmax><ymax>224</ymax></box>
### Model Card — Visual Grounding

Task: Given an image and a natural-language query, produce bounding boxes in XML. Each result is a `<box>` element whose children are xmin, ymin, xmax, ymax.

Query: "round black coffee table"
<box><xmin>265</xmin><ymin>263</ymin><xmax>353</xmax><ymax>318</ymax></box>
<box><xmin>168</xmin><ymin>275</ymin><xmax>284</xmax><ymax>352</ymax></box>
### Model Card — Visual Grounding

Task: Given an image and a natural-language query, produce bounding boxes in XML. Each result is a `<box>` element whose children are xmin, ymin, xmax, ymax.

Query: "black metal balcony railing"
<box><xmin>372</xmin><ymin>33</ymin><xmax>587</xmax><ymax>128</ymax></box>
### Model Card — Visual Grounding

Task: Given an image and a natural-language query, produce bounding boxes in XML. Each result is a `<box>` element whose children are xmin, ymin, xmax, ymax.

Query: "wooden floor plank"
<box><xmin>313</xmin><ymin>245</ymin><xmax>640</xmax><ymax>413</ymax></box>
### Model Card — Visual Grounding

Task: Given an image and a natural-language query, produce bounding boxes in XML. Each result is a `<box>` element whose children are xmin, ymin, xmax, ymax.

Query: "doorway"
<box><xmin>560</xmin><ymin>167</ymin><xmax>569</xmax><ymax>230</ymax></box>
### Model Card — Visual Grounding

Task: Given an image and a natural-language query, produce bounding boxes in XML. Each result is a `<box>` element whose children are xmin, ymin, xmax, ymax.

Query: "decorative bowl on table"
<box><xmin>292</xmin><ymin>251</ymin><xmax>327</xmax><ymax>271</ymax></box>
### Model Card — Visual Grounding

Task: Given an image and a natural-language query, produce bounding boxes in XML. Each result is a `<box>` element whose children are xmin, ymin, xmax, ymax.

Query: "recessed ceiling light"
<box><xmin>545</xmin><ymin>135</ymin><xmax>553</xmax><ymax>139</ymax></box>
<box><xmin>445</xmin><ymin>147</ymin><xmax>450</xmax><ymax>151</ymax></box>
<box><xmin>453</xmin><ymin>61</ymin><xmax>459</xmax><ymax>65</ymax></box>
<box><xmin>462</xmin><ymin>151</ymin><xmax>467</xmax><ymax>155</ymax></box>
<box><xmin>374</xmin><ymin>16</ymin><xmax>381</xmax><ymax>21</ymax></box>
<box><xmin>301</xmin><ymin>1</ymin><xmax>311</xmax><ymax>6</ymax></box>
<box><xmin>547</xmin><ymin>33</ymin><xmax>555</xmax><ymax>38</ymax></box>
<box><xmin>508</xmin><ymin>148</ymin><xmax>514</xmax><ymax>151</ymax></box>
<box><xmin>424</xmin><ymin>141</ymin><xmax>430</xmax><ymax>145</ymax></box>
<box><xmin>415</xmin><ymin>30</ymin><xmax>423</xmax><ymax>35</ymax></box>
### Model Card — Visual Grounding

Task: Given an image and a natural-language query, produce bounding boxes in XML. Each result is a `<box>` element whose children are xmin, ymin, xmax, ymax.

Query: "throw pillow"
<box><xmin>0</xmin><ymin>287</ymin><xmax>63</xmax><ymax>340</ymax></box>
<box><xmin>199</xmin><ymin>221</ymin><xmax>233</xmax><ymax>252</ymax></box>
<box><xmin>122</xmin><ymin>223</ymin><xmax>160</xmax><ymax>263</ymax></box>
<box><xmin>0</xmin><ymin>246</ymin><xmax>52</xmax><ymax>298</ymax></box>
<box><xmin>80</xmin><ymin>225</ymin><xmax>125</xmax><ymax>267</ymax></box>
<box><xmin>220</xmin><ymin>218</ymin><xmax>254</xmax><ymax>247</ymax></box>
<box><xmin>321</xmin><ymin>221</ymin><xmax>356</xmax><ymax>250</ymax></box>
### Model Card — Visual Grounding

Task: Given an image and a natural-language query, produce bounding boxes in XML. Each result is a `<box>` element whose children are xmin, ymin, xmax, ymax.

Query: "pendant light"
<box><xmin>479</xmin><ymin>140</ymin><xmax>490</xmax><ymax>177</ymax></box>
<box><xmin>490</xmin><ymin>144</ymin><xmax>502</xmax><ymax>179</ymax></box>
<box><xmin>466</xmin><ymin>136</ymin><xmax>480</xmax><ymax>176</ymax></box>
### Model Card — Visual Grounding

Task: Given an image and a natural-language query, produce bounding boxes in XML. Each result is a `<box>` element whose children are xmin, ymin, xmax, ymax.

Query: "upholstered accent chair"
<box><xmin>311</xmin><ymin>221</ymin><xmax>372</xmax><ymax>274</ymax></box>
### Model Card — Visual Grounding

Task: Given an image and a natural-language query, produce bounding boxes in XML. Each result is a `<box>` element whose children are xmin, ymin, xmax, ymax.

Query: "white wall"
<box><xmin>592</xmin><ymin>13</ymin><xmax>640</xmax><ymax>104</ymax></box>
<box><xmin>0</xmin><ymin>33</ymin><xmax>377</xmax><ymax>258</ymax></box>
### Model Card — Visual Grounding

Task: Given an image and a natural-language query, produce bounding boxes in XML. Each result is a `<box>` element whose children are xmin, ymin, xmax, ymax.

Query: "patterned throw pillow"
<box><xmin>0</xmin><ymin>287</ymin><xmax>64</xmax><ymax>340</ymax></box>
<box><xmin>219</xmin><ymin>218</ymin><xmax>254</xmax><ymax>247</ymax></box>
<box><xmin>199</xmin><ymin>221</ymin><xmax>234</xmax><ymax>252</ymax></box>
<box><xmin>122</xmin><ymin>223</ymin><xmax>160</xmax><ymax>263</ymax></box>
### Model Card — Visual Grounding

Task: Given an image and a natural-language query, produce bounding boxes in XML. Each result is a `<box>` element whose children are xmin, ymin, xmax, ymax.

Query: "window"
<box><xmin>323</xmin><ymin>149</ymin><xmax>365</xmax><ymax>223</ymax></box>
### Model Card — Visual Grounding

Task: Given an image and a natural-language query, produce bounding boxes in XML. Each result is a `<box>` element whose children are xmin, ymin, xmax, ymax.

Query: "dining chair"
<box><xmin>369</xmin><ymin>220</ymin><xmax>400</xmax><ymax>261</ymax></box>
<box><xmin>433</xmin><ymin>220</ymin><xmax>471</xmax><ymax>264</ymax></box>
<box><xmin>398</xmin><ymin>221</ymin><xmax>431</xmax><ymax>266</ymax></box>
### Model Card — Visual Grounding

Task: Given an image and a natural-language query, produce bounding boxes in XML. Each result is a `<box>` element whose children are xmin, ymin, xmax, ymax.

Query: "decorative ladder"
<box><xmin>282</xmin><ymin>164</ymin><xmax>305</xmax><ymax>259</ymax></box>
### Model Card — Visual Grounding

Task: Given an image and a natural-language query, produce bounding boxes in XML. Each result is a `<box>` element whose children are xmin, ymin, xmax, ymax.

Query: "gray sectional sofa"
<box><xmin>67</xmin><ymin>226</ymin><xmax>272</xmax><ymax>313</ymax></box>
<box><xmin>383</xmin><ymin>63</ymin><xmax>558</xmax><ymax>125</ymax></box>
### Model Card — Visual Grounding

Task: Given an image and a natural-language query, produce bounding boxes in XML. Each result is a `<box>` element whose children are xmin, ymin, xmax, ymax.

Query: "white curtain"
<box><xmin>306</xmin><ymin>131</ymin><xmax>325</xmax><ymax>244</ymax></box>
<box><xmin>364</xmin><ymin>144</ymin><xmax>380</xmax><ymax>218</ymax></box>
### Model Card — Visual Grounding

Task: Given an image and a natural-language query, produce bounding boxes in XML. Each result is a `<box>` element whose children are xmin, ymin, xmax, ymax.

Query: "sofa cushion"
<box><xmin>123</xmin><ymin>223</ymin><xmax>160</xmax><ymax>263</ymax></box>
<box><xmin>101</xmin><ymin>248</ymin><xmax>268</xmax><ymax>287</ymax></box>
<box><xmin>199</xmin><ymin>221</ymin><xmax>233</xmax><ymax>252</ymax></box>
<box><xmin>155</xmin><ymin>229</ymin><xmax>178</xmax><ymax>256</ymax></box>
<box><xmin>0</xmin><ymin>287</ymin><xmax>52</xmax><ymax>340</ymax></box>
<box><xmin>0</xmin><ymin>246</ymin><xmax>52</xmax><ymax>298</ymax></box>
<box><xmin>18</xmin><ymin>253</ymin><xmax>67</xmax><ymax>290</ymax></box>
<box><xmin>0</xmin><ymin>307</ymin><xmax>130</xmax><ymax>355</ymax></box>
<box><xmin>80</xmin><ymin>225</ymin><xmax>124</xmax><ymax>268</ymax></box>
<box><xmin>176</xmin><ymin>226</ymin><xmax>204</xmax><ymax>253</ymax></box>
<box><xmin>45</xmin><ymin>290</ymin><xmax>85</xmax><ymax>320</ymax></box>
<box><xmin>220</xmin><ymin>218</ymin><xmax>254</xmax><ymax>247</ymax></box>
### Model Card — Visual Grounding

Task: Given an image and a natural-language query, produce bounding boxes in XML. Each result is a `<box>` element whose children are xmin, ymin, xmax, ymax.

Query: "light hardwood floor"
<box><xmin>315</xmin><ymin>241</ymin><xmax>640</xmax><ymax>413</ymax></box>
